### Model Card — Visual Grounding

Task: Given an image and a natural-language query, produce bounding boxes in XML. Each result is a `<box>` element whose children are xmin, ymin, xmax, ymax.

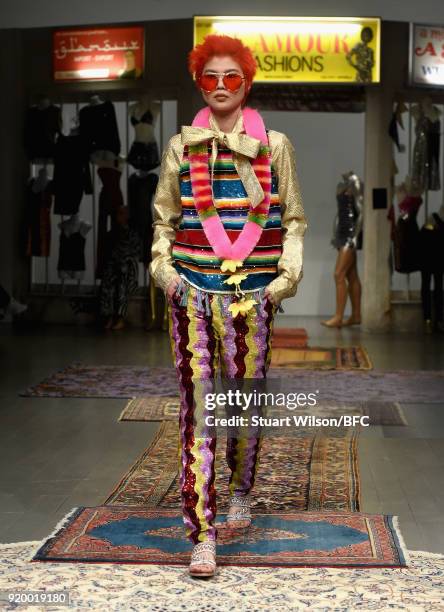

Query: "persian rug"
<box><xmin>270</xmin><ymin>346</ymin><xmax>372</xmax><ymax>370</ymax></box>
<box><xmin>104</xmin><ymin>422</ymin><xmax>361</xmax><ymax>512</ymax></box>
<box><xmin>2</xmin><ymin>542</ymin><xmax>442</xmax><ymax>611</ymax></box>
<box><xmin>19</xmin><ymin>363</ymin><xmax>444</xmax><ymax>403</ymax></box>
<box><xmin>32</xmin><ymin>507</ymin><xmax>408</xmax><ymax>568</ymax></box>
<box><xmin>272</xmin><ymin>327</ymin><xmax>308</xmax><ymax>348</ymax></box>
<box><xmin>118</xmin><ymin>396</ymin><xmax>407</xmax><ymax>426</ymax></box>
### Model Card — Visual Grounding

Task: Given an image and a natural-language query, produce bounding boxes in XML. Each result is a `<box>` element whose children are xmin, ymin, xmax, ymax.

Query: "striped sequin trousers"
<box><xmin>168</xmin><ymin>281</ymin><xmax>277</xmax><ymax>543</ymax></box>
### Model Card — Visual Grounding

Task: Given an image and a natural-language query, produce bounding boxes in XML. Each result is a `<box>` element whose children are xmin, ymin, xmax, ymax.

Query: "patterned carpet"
<box><xmin>270</xmin><ymin>346</ymin><xmax>372</xmax><ymax>370</ymax></box>
<box><xmin>19</xmin><ymin>363</ymin><xmax>444</xmax><ymax>402</ymax></box>
<box><xmin>2</xmin><ymin>543</ymin><xmax>442</xmax><ymax>610</ymax></box>
<box><xmin>272</xmin><ymin>327</ymin><xmax>308</xmax><ymax>348</ymax></box>
<box><xmin>118</xmin><ymin>396</ymin><xmax>407</xmax><ymax>426</ymax></box>
<box><xmin>104</xmin><ymin>422</ymin><xmax>361</xmax><ymax>512</ymax></box>
<box><xmin>33</xmin><ymin>507</ymin><xmax>407</xmax><ymax>568</ymax></box>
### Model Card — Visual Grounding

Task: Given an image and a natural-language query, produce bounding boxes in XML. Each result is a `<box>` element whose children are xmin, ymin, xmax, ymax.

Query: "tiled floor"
<box><xmin>0</xmin><ymin>316</ymin><xmax>443</xmax><ymax>552</ymax></box>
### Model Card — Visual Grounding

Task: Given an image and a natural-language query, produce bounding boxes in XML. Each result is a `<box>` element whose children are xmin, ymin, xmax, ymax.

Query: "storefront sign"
<box><xmin>194</xmin><ymin>16</ymin><xmax>380</xmax><ymax>84</ymax></box>
<box><xmin>410</xmin><ymin>23</ymin><xmax>444</xmax><ymax>87</ymax></box>
<box><xmin>53</xmin><ymin>26</ymin><xmax>144</xmax><ymax>81</ymax></box>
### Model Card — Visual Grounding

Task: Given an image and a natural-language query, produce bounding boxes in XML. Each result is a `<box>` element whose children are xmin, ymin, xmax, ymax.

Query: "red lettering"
<box><xmin>294</xmin><ymin>34</ymin><xmax>314</xmax><ymax>53</ymax></box>
<box><xmin>415</xmin><ymin>42</ymin><xmax>437</xmax><ymax>56</ymax></box>
<box><xmin>316</xmin><ymin>34</ymin><xmax>330</xmax><ymax>54</ymax></box>
<box><xmin>259</xmin><ymin>34</ymin><xmax>270</xmax><ymax>53</ymax></box>
<box><xmin>274</xmin><ymin>34</ymin><xmax>291</xmax><ymax>53</ymax></box>
<box><xmin>334</xmin><ymin>34</ymin><xmax>350</xmax><ymax>54</ymax></box>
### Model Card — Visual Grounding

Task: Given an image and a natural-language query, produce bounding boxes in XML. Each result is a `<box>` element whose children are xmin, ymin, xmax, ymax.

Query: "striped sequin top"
<box><xmin>172</xmin><ymin>142</ymin><xmax>282</xmax><ymax>293</ymax></box>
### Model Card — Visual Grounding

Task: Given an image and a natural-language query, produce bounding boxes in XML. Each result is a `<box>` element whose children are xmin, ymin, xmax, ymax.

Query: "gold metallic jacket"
<box><xmin>149</xmin><ymin>128</ymin><xmax>307</xmax><ymax>304</ymax></box>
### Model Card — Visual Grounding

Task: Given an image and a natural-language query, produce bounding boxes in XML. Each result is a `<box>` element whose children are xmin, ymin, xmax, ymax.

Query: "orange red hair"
<box><xmin>188</xmin><ymin>34</ymin><xmax>257</xmax><ymax>86</ymax></box>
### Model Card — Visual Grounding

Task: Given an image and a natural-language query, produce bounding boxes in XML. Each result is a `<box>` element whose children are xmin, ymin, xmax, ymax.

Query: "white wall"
<box><xmin>261</xmin><ymin>110</ymin><xmax>365</xmax><ymax>316</ymax></box>
<box><xmin>1</xmin><ymin>0</ymin><xmax>444</xmax><ymax>28</ymax></box>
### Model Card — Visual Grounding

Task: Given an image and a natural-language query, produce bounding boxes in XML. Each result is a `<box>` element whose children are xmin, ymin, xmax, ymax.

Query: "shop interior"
<box><xmin>0</xmin><ymin>12</ymin><xmax>443</xmax><ymax>610</ymax></box>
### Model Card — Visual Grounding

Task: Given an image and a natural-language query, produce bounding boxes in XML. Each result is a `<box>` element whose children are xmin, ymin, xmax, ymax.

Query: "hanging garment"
<box><xmin>25</xmin><ymin>178</ymin><xmax>53</xmax><ymax>257</ymax></box>
<box><xmin>412</xmin><ymin>115</ymin><xmax>441</xmax><ymax>192</ymax></box>
<box><xmin>419</xmin><ymin>213</ymin><xmax>444</xmax><ymax>274</ymax></box>
<box><xmin>393</xmin><ymin>196</ymin><xmax>423</xmax><ymax>274</ymax></box>
<box><xmin>99</xmin><ymin>225</ymin><xmax>140</xmax><ymax>318</ymax></box>
<box><xmin>79</xmin><ymin>101</ymin><xmax>121</xmax><ymax>158</ymax></box>
<box><xmin>96</xmin><ymin>167</ymin><xmax>124</xmax><ymax>279</ymax></box>
<box><xmin>127</xmin><ymin>172</ymin><xmax>158</xmax><ymax>264</ymax></box>
<box><xmin>57</xmin><ymin>220</ymin><xmax>91</xmax><ymax>280</ymax></box>
<box><xmin>52</xmin><ymin>134</ymin><xmax>93</xmax><ymax>215</ymax></box>
<box><xmin>427</xmin><ymin>119</ymin><xmax>441</xmax><ymax>191</ymax></box>
<box><xmin>128</xmin><ymin>108</ymin><xmax>160</xmax><ymax>170</ymax></box>
<box><xmin>331</xmin><ymin>191</ymin><xmax>363</xmax><ymax>250</ymax></box>
<box><xmin>24</xmin><ymin>104</ymin><xmax>61</xmax><ymax>161</ymax></box>
<box><xmin>168</xmin><ymin>281</ymin><xmax>276</xmax><ymax>544</ymax></box>
<box><xmin>419</xmin><ymin>213</ymin><xmax>444</xmax><ymax>322</ymax></box>
<box><xmin>127</xmin><ymin>141</ymin><xmax>160</xmax><ymax>171</ymax></box>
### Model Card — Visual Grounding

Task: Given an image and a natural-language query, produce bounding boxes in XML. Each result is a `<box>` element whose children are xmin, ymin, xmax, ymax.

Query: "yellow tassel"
<box><xmin>228</xmin><ymin>298</ymin><xmax>257</xmax><ymax>317</ymax></box>
<box><xmin>221</xmin><ymin>259</ymin><xmax>243</xmax><ymax>273</ymax></box>
<box><xmin>223</xmin><ymin>273</ymin><xmax>248</xmax><ymax>286</ymax></box>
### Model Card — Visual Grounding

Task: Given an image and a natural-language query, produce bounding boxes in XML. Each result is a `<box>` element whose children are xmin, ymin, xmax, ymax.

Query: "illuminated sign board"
<box><xmin>53</xmin><ymin>26</ymin><xmax>145</xmax><ymax>81</ymax></box>
<box><xmin>194</xmin><ymin>16</ymin><xmax>381</xmax><ymax>84</ymax></box>
<box><xmin>410</xmin><ymin>23</ymin><xmax>444</xmax><ymax>88</ymax></box>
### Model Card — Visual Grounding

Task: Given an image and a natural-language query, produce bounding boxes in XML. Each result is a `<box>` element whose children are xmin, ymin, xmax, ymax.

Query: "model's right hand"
<box><xmin>166</xmin><ymin>276</ymin><xmax>181</xmax><ymax>299</ymax></box>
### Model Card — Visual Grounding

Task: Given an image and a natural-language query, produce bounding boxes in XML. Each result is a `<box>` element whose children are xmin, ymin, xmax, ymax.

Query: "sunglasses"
<box><xmin>198</xmin><ymin>71</ymin><xmax>246</xmax><ymax>93</ymax></box>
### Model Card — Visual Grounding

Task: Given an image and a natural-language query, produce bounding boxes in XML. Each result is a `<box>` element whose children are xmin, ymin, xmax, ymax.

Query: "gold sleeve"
<box><xmin>149</xmin><ymin>135</ymin><xmax>183</xmax><ymax>293</ymax></box>
<box><xmin>266</xmin><ymin>131</ymin><xmax>308</xmax><ymax>304</ymax></box>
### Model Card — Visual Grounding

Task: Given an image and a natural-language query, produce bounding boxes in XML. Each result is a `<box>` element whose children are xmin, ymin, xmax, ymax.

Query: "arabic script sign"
<box><xmin>53</xmin><ymin>26</ymin><xmax>145</xmax><ymax>81</ymax></box>
<box><xmin>410</xmin><ymin>23</ymin><xmax>444</xmax><ymax>87</ymax></box>
<box><xmin>194</xmin><ymin>16</ymin><xmax>380</xmax><ymax>84</ymax></box>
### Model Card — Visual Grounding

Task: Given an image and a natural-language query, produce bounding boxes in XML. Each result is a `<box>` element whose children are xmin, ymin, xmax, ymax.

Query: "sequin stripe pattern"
<box><xmin>173</xmin><ymin>143</ymin><xmax>282</xmax><ymax>292</ymax></box>
<box><xmin>187</xmin><ymin>142</ymin><xmax>272</xmax><ymax>228</ymax></box>
<box><xmin>186</xmin><ymin>141</ymin><xmax>273</xmax><ymax>273</ymax></box>
<box><xmin>220</xmin><ymin>296</ymin><xmax>273</xmax><ymax>497</ymax></box>
<box><xmin>168</xmin><ymin>285</ymin><xmax>276</xmax><ymax>543</ymax></box>
<box><xmin>169</xmin><ymin>290</ymin><xmax>218</xmax><ymax>543</ymax></box>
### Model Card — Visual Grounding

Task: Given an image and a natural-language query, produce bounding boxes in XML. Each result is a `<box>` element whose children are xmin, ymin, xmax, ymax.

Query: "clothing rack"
<box><xmin>28</xmin><ymin>97</ymin><xmax>176</xmax><ymax>297</ymax></box>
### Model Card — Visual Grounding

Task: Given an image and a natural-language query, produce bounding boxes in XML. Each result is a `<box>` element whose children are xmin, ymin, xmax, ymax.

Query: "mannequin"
<box><xmin>419</xmin><ymin>203</ymin><xmax>444</xmax><ymax>333</ymax></box>
<box><xmin>322</xmin><ymin>171</ymin><xmax>363</xmax><ymax>328</ymax></box>
<box><xmin>127</xmin><ymin>96</ymin><xmax>160</xmax><ymax>171</ymax></box>
<box><xmin>411</xmin><ymin>98</ymin><xmax>441</xmax><ymax>192</ymax></box>
<box><xmin>57</xmin><ymin>213</ymin><xmax>92</xmax><ymax>283</ymax></box>
<box><xmin>79</xmin><ymin>95</ymin><xmax>121</xmax><ymax>164</ymax></box>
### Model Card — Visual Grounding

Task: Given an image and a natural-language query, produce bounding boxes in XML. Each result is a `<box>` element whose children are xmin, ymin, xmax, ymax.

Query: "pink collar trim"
<box><xmin>191</xmin><ymin>106</ymin><xmax>268</xmax><ymax>145</ymax></box>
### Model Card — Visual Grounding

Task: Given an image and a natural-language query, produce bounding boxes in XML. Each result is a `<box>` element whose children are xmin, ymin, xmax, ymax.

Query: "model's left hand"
<box><xmin>264</xmin><ymin>287</ymin><xmax>278</xmax><ymax>306</ymax></box>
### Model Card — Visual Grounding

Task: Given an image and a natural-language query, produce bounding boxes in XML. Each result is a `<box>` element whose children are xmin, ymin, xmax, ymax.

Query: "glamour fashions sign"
<box><xmin>410</xmin><ymin>23</ymin><xmax>444</xmax><ymax>87</ymax></box>
<box><xmin>194</xmin><ymin>16</ymin><xmax>381</xmax><ymax>84</ymax></box>
<box><xmin>53</xmin><ymin>26</ymin><xmax>144</xmax><ymax>81</ymax></box>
